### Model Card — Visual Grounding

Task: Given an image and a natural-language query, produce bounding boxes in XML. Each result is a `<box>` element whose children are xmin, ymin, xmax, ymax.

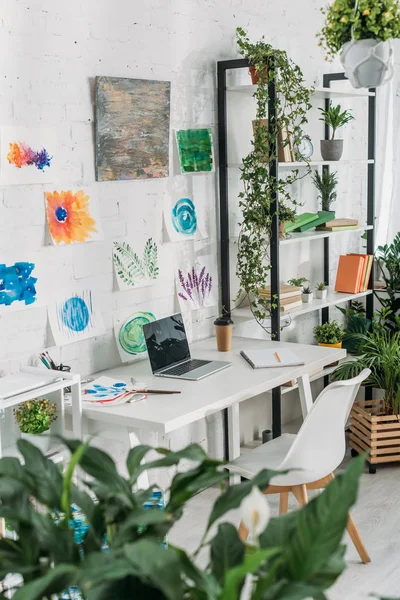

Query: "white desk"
<box><xmin>81</xmin><ymin>337</ymin><xmax>346</xmax><ymax>483</ymax></box>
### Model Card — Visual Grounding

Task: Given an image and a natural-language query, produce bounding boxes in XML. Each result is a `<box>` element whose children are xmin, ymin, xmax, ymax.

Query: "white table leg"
<box><xmin>227</xmin><ymin>403</ymin><xmax>241</xmax><ymax>485</ymax></box>
<box><xmin>128</xmin><ymin>429</ymin><xmax>150</xmax><ymax>490</ymax></box>
<box><xmin>298</xmin><ymin>374</ymin><xmax>313</xmax><ymax>418</ymax></box>
<box><xmin>70</xmin><ymin>378</ymin><xmax>83</xmax><ymax>440</ymax></box>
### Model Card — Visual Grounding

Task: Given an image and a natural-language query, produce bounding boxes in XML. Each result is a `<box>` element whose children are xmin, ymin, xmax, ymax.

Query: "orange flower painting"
<box><xmin>45</xmin><ymin>190</ymin><xmax>100</xmax><ymax>245</ymax></box>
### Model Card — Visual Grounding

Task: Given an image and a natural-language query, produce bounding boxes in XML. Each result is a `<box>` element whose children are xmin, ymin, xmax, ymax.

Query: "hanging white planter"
<box><xmin>340</xmin><ymin>39</ymin><xmax>394</xmax><ymax>89</ymax></box>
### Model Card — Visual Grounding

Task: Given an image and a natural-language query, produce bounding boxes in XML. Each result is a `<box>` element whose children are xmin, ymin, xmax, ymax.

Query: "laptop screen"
<box><xmin>143</xmin><ymin>313</ymin><xmax>190</xmax><ymax>373</ymax></box>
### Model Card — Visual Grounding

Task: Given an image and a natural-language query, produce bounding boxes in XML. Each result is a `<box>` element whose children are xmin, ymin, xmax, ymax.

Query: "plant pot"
<box><xmin>21</xmin><ymin>431</ymin><xmax>51</xmax><ymax>453</ymax></box>
<box><xmin>340</xmin><ymin>39</ymin><xmax>394</xmax><ymax>89</ymax></box>
<box><xmin>320</xmin><ymin>140</ymin><xmax>343</xmax><ymax>161</ymax></box>
<box><xmin>301</xmin><ymin>292</ymin><xmax>313</xmax><ymax>303</ymax></box>
<box><xmin>279</xmin><ymin>222</ymin><xmax>286</xmax><ymax>240</ymax></box>
<box><xmin>317</xmin><ymin>341</ymin><xmax>342</xmax><ymax>366</ymax></box>
<box><xmin>315</xmin><ymin>289</ymin><xmax>327</xmax><ymax>300</ymax></box>
<box><xmin>350</xmin><ymin>400</ymin><xmax>400</xmax><ymax>474</ymax></box>
<box><xmin>214</xmin><ymin>317</ymin><xmax>233</xmax><ymax>352</ymax></box>
<box><xmin>249</xmin><ymin>65</ymin><xmax>268</xmax><ymax>85</ymax></box>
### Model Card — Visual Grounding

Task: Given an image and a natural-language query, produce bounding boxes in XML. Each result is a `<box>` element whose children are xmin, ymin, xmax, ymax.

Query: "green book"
<box><xmin>284</xmin><ymin>212</ymin><xmax>318</xmax><ymax>233</ymax></box>
<box><xmin>296</xmin><ymin>211</ymin><xmax>336</xmax><ymax>232</ymax></box>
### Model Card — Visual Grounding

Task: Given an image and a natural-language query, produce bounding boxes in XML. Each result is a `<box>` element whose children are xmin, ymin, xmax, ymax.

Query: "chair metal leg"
<box><xmin>291</xmin><ymin>484</ymin><xmax>308</xmax><ymax>507</ymax></box>
<box><xmin>346</xmin><ymin>513</ymin><xmax>371</xmax><ymax>564</ymax></box>
<box><xmin>279</xmin><ymin>492</ymin><xmax>289</xmax><ymax>514</ymax></box>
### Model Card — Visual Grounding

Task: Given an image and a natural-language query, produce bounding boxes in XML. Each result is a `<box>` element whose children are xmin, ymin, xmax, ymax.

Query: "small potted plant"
<box><xmin>311</xmin><ymin>170</ymin><xmax>338</xmax><ymax>215</ymax></box>
<box><xmin>278</xmin><ymin>203</ymin><xmax>297</xmax><ymax>239</ymax></box>
<box><xmin>319</xmin><ymin>103</ymin><xmax>354</xmax><ymax>161</ymax></box>
<box><xmin>315</xmin><ymin>282</ymin><xmax>328</xmax><ymax>300</ymax></box>
<box><xmin>14</xmin><ymin>399</ymin><xmax>57</xmax><ymax>453</ymax></box>
<box><xmin>317</xmin><ymin>0</ymin><xmax>400</xmax><ymax>88</ymax></box>
<box><xmin>301</xmin><ymin>285</ymin><xmax>314</xmax><ymax>303</ymax></box>
<box><xmin>313</xmin><ymin>320</ymin><xmax>345</xmax><ymax>348</ymax></box>
<box><xmin>214</xmin><ymin>313</ymin><xmax>234</xmax><ymax>352</ymax></box>
<box><xmin>288</xmin><ymin>277</ymin><xmax>309</xmax><ymax>288</ymax></box>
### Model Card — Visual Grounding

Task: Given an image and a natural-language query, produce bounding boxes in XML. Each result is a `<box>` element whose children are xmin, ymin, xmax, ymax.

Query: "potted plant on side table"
<box><xmin>14</xmin><ymin>398</ymin><xmax>57</xmax><ymax>453</ymax></box>
<box><xmin>312</xmin><ymin>169</ymin><xmax>338</xmax><ymax>215</ymax></box>
<box><xmin>319</xmin><ymin>103</ymin><xmax>354</xmax><ymax>161</ymax></box>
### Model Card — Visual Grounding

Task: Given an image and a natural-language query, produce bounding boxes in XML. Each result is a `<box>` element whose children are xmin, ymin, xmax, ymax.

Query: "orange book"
<box><xmin>348</xmin><ymin>254</ymin><xmax>374</xmax><ymax>291</ymax></box>
<box><xmin>348</xmin><ymin>254</ymin><xmax>368</xmax><ymax>292</ymax></box>
<box><xmin>335</xmin><ymin>255</ymin><xmax>365</xmax><ymax>293</ymax></box>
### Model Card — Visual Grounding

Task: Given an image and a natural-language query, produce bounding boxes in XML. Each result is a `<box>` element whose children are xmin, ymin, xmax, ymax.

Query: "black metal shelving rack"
<box><xmin>217</xmin><ymin>62</ymin><xmax>376</xmax><ymax>452</ymax></box>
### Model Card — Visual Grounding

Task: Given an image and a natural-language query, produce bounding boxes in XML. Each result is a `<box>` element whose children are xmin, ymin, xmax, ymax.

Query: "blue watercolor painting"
<box><xmin>171</xmin><ymin>198</ymin><xmax>197</xmax><ymax>236</ymax></box>
<box><xmin>0</xmin><ymin>262</ymin><xmax>37</xmax><ymax>307</ymax></box>
<box><xmin>49</xmin><ymin>289</ymin><xmax>105</xmax><ymax>346</ymax></box>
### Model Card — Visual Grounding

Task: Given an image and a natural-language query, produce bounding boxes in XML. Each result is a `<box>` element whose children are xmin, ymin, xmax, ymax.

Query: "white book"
<box><xmin>240</xmin><ymin>348</ymin><xmax>304</xmax><ymax>369</ymax></box>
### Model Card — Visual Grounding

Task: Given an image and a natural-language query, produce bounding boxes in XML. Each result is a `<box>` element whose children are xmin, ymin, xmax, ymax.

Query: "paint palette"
<box><xmin>83</xmin><ymin>376</ymin><xmax>128</xmax><ymax>402</ymax></box>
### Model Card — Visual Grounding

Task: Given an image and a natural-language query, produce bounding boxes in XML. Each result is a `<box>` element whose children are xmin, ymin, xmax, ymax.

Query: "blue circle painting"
<box><xmin>171</xmin><ymin>198</ymin><xmax>197</xmax><ymax>235</ymax></box>
<box><xmin>62</xmin><ymin>297</ymin><xmax>89</xmax><ymax>332</ymax></box>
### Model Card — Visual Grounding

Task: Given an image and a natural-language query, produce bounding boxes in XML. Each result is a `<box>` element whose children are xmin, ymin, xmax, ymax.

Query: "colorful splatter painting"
<box><xmin>176</xmin><ymin>128</ymin><xmax>213</xmax><ymax>174</ymax></box>
<box><xmin>113</xmin><ymin>238</ymin><xmax>159</xmax><ymax>290</ymax></box>
<box><xmin>1</xmin><ymin>128</ymin><xmax>56</xmax><ymax>184</ymax></box>
<box><xmin>95</xmin><ymin>76</ymin><xmax>171</xmax><ymax>181</ymax></box>
<box><xmin>45</xmin><ymin>189</ymin><xmax>103</xmax><ymax>245</ymax></box>
<box><xmin>114</xmin><ymin>311</ymin><xmax>156</xmax><ymax>363</ymax></box>
<box><xmin>0</xmin><ymin>262</ymin><xmax>37</xmax><ymax>308</ymax></box>
<box><xmin>48</xmin><ymin>290</ymin><xmax>105</xmax><ymax>346</ymax></box>
<box><xmin>175</xmin><ymin>257</ymin><xmax>217</xmax><ymax>311</ymax></box>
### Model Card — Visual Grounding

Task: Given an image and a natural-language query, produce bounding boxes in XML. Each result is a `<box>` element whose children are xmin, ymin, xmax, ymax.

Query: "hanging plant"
<box><xmin>317</xmin><ymin>0</ymin><xmax>400</xmax><ymax>88</ymax></box>
<box><xmin>235</xmin><ymin>27</ymin><xmax>313</xmax><ymax>326</ymax></box>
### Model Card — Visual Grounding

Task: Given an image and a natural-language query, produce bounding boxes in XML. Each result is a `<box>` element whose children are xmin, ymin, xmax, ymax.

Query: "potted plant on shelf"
<box><xmin>288</xmin><ymin>276</ymin><xmax>309</xmax><ymax>288</ymax></box>
<box><xmin>279</xmin><ymin>202</ymin><xmax>297</xmax><ymax>239</ymax></box>
<box><xmin>314</xmin><ymin>320</ymin><xmax>345</xmax><ymax>348</ymax></box>
<box><xmin>315</xmin><ymin>281</ymin><xmax>328</xmax><ymax>299</ymax></box>
<box><xmin>302</xmin><ymin>285</ymin><xmax>314</xmax><ymax>303</ymax></box>
<box><xmin>14</xmin><ymin>398</ymin><xmax>57</xmax><ymax>453</ymax></box>
<box><xmin>317</xmin><ymin>0</ymin><xmax>400</xmax><ymax>89</ymax></box>
<box><xmin>318</xmin><ymin>103</ymin><xmax>354</xmax><ymax>161</ymax></box>
<box><xmin>332</xmin><ymin>321</ymin><xmax>400</xmax><ymax>473</ymax></box>
<box><xmin>235</xmin><ymin>27</ymin><xmax>313</xmax><ymax>326</ymax></box>
<box><xmin>311</xmin><ymin>169</ymin><xmax>338</xmax><ymax>214</ymax></box>
<box><xmin>336</xmin><ymin>300</ymin><xmax>371</xmax><ymax>353</ymax></box>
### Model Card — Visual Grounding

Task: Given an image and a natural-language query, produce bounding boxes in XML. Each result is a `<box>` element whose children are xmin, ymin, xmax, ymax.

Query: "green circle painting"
<box><xmin>118</xmin><ymin>312</ymin><xmax>156</xmax><ymax>355</ymax></box>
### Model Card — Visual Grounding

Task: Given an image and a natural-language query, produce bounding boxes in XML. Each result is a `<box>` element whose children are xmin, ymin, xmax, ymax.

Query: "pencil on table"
<box><xmin>275</xmin><ymin>352</ymin><xmax>281</xmax><ymax>363</ymax></box>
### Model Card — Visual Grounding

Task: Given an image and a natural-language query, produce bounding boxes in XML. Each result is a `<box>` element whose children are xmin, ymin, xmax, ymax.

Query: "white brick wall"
<box><xmin>0</xmin><ymin>0</ymin><xmax>367</xmax><ymax>460</ymax></box>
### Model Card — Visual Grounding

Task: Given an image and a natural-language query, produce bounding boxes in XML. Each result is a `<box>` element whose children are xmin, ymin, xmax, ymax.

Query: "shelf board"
<box><xmin>230</xmin><ymin>225</ymin><xmax>373</xmax><ymax>246</ymax></box>
<box><xmin>232</xmin><ymin>290</ymin><xmax>373</xmax><ymax>322</ymax></box>
<box><xmin>227</xmin><ymin>84</ymin><xmax>375</xmax><ymax>98</ymax></box>
<box><xmin>228</xmin><ymin>159</ymin><xmax>374</xmax><ymax>168</ymax></box>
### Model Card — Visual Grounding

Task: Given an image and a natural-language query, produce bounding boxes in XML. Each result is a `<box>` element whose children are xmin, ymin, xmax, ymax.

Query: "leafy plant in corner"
<box><xmin>319</xmin><ymin>103</ymin><xmax>354</xmax><ymax>140</ymax></box>
<box><xmin>312</xmin><ymin>169</ymin><xmax>338</xmax><ymax>212</ymax></box>
<box><xmin>336</xmin><ymin>301</ymin><xmax>371</xmax><ymax>354</ymax></box>
<box><xmin>13</xmin><ymin>399</ymin><xmax>57</xmax><ymax>435</ymax></box>
<box><xmin>375</xmin><ymin>231</ymin><xmax>400</xmax><ymax>333</ymax></box>
<box><xmin>314</xmin><ymin>320</ymin><xmax>345</xmax><ymax>345</ymax></box>
<box><xmin>0</xmin><ymin>436</ymin><xmax>366</xmax><ymax>599</ymax></box>
<box><xmin>288</xmin><ymin>276</ymin><xmax>309</xmax><ymax>287</ymax></box>
<box><xmin>235</xmin><ymin>27</ymin><xmax>313</xmax><ymax>327</ymax></box>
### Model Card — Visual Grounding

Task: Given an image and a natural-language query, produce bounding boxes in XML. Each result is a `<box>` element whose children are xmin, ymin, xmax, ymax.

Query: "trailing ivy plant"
<box><xmin>236</xmin><ymin>28</ymin><xmax>313</xmax><ymax>327</ymax></box>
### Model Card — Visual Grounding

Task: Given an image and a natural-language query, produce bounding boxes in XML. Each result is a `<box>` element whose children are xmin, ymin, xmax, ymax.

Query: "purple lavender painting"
<box><xmin>176</xmin><ymin>263</ymin><xmax>216</xmax><ymax>310</ymax></box>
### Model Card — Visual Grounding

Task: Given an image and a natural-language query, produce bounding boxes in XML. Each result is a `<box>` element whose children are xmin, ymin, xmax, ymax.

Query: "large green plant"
<box><xmin>318</xmin><ymin>103</ymin><xmax>354</xmax><ymax>140</ymax></box>
<box><xmin>235</xmin><ymin>28</ymin><xmax>313</xmax><ymax>326</ymax></box>
<box><xmin>375</xmin><ymin>232</ymin><xmax>400</xmax><ymax>332</ymax></box>
<box><xmin>0</xmin><ymin>437</ymin><xmax>366</xmax><ymax>599</ymax></box>
<box><xmin>317</xmin><ymin>0</ymin><xmax>400</xmax><ymax>60</ymax></box>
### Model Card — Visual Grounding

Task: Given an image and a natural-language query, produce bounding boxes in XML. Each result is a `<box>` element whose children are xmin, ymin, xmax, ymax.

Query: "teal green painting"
<box><xmin>176</xmin><ymin>128</ymin><xmax>213</xmax><ymax>173</ymax></box>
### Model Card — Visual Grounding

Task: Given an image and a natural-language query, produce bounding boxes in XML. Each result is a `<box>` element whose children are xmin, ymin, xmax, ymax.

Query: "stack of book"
<box><xmin>335</xmin><ymin>254</ymin><xmax>374</xmax><ymax>294</ymax></box>
<box><xmin>259</xmin><ymin>284</ymin><xmax>302</xmax><ymax>312</ymax></box>
<box><xmin>317</xmin><ymin>218</ymin><xmax>359</xmax><ymax>232</ymax></box>
<box><xmin>284</xmin><ymin>211</ymin><xmax>337</xmax><ymax>234</ymax></box>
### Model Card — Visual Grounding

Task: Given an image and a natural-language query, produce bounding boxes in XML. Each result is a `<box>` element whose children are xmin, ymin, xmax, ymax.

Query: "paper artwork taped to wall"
<box><xmin>176</xmin><ymin>128</ymin><xmax>213</xmax><ymax>174</ymax></box>
<box><xmin>95</xmin><ymin>76</ymin><xmax>171</xmax><ymax>181</ymax></box>
<box><xmin>48</xmin><ymin>289</ymin><xmax>106</xmax><ymax>346</ymax></box>
<box><xmin>113</xmin><ymin>238</ymin><xmax>159</xmax><ymax>291</ymax></box>
<box><xmin>0</xmin><ymin>127</ymin><xmax>56</xmax><ymax>184</ymax></box>
<box><xmin>0</xmin><ymin>262</ymin><xmax>37</xmax><ymax>308</ymax></box>
<box><xmin>114</xmin><ymin>311</ymin><xmax>156</xmax><ymax>363</ymax></box>
<box><xmin>45</xmin><ymin>189</ymin><xmax>103</xmax><ymax>245</ymax></box>
<box><xmin>163</xmin><ymin>194</ymin><xmax>207</xmax><ymax>242</ymax></box>
<box><xmin>176</xmin><ymin>259</ymin><xmax>217</xmax><ymax>310</ymax></box>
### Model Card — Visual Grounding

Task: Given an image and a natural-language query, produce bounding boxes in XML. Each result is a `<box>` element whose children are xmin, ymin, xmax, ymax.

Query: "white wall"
<box><xmin>0</xmin><ymin>0</ymin><xmax>369</xmax><ymax>461</ymax></box>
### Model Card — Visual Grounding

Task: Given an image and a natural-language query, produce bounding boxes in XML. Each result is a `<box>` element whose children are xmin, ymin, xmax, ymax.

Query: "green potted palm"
<box><xmin>311</xmin><ymin>169</ymin><xmax>338</xmax><ymax>214</ymax></box>
<box><xmin>317</xmin><ymin>0</ymin><xmax>400</xmax><ymax>88</ymax></box>
<box><xmin>13</xmin><ymin>398</ymin><xmax>57</xmax><ymax>453</ymax></box>
<box><xmin>319</xmin><ymin>103</ymin><xmax>354</xmax><ymax>161</ymax></box>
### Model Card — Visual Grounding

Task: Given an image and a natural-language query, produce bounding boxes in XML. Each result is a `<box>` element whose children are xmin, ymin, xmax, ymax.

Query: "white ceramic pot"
<box><xmin>340</xmin><ymin>39</ymin><xmax>394</xmax><ymax>89</ymax></box>
<box><xmin>315</xmin><ymin>289</ymin><xmax>327</xmax><ymax>300</ymax></box>
<box><xmin>21</xmin><ymin>431</ymin><xmax>51</xmax><ymax>453</ymax></box>
<box><xmin>302</xmin><ymin>292</ymin><xmax>313</xmax><ymax>303</ymax></box>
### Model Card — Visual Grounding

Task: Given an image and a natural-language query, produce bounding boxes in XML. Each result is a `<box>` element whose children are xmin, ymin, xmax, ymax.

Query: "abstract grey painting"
<box><xmin>95</xmin><ymin>76</ymin><xmax>171</xmax><ymax>181</ymax></box>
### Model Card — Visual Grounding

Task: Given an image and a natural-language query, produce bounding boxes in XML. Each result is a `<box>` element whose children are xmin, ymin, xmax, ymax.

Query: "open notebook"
<box><xmin>240</xmin><ymin>348</ymin><xmax>304</xmax><ymax>369</ymax></box>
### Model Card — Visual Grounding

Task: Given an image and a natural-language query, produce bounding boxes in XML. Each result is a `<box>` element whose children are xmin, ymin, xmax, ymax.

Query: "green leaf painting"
<box><xmin>176</xmin><ymin>128</ymin><xmax>213</xmax><ymax>174</ymax></box>
<box><xmin>113</xmin><ymin>238</ymin><xmax>159</xmax><ymax>289</ymax></box>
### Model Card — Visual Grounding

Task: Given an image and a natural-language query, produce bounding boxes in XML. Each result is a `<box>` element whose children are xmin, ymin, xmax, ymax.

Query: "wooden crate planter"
<box><xmin>350</xmin><ymin>400</ymin><xmax>400</xmax><ymax>474</ymax></box>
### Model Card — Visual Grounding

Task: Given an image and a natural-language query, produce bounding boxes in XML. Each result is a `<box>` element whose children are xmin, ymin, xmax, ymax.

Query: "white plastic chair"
<box><xmin>227</xmin><ymin>369</ymin><xmax>371</xmax><ymax>563</ymax></box>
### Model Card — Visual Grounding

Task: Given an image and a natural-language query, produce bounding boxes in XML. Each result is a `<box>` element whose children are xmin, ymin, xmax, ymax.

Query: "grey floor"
<box><xmin>169</xmin><ymin>441</ymin><xmax>400</xmax><ymax>600</ymax></box>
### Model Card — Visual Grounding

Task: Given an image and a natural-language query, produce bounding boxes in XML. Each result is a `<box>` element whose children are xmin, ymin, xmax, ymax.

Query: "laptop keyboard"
<box><xmin>163</xmin><ymin>359</ymin><xmax>210</xmax><ymax>376</ymax></box>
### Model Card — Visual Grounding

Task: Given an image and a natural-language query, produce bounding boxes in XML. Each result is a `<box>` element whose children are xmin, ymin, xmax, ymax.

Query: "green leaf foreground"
<box><xmin>0</xmin><ymin>438</ymin><xmax>366</xmax><ymax>599</ymax></box>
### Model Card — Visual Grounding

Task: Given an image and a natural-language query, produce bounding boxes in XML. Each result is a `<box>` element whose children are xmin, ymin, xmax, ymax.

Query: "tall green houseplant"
<box><xmin>235</xmin><ymin>28</ymin><xmax>313</xmax><ymax>324</ymax></box>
